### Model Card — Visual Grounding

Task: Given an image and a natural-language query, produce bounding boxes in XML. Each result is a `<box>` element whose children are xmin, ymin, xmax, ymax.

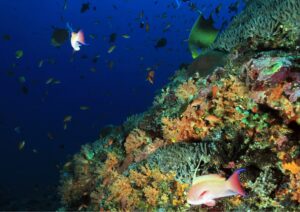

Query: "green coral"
<box><xmin>146</xmin><ymin>142</ymin><xmax>212</xmax><ymax>184</ymax></box>
<box><xmin>210</xmin><ymin>0</ymin><xmax>300</xmax><ymax>52</ymax></box>
<box><xmin>245</xmin><ymin>168</ymin><xmax>282</xmax><ymax>210</ymax></box>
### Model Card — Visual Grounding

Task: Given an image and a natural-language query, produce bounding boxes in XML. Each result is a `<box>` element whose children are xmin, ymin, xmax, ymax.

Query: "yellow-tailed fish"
<box><xmin>80</xmin><ymin>106</ymin><xmax>90</xmax><ymax>111</ymax></box>
<box><xmin>46</xmin><ymin>78</ymin><xmax>54</xmax><ymax>85</ymax></box>
<box><xmin>38</xmin><ymin>59</ymin><xmax>44</xmax><ymax>68</ymax></box>
<box><xmin>108</xmin><ymin>45</ymin><xmax>116</xmax><ymax>54</ymax></box>
<box><xmin>16</xmin><ymin>50</ymin><xmax>23</xmax><ymax>59</ymax></box>
<box><xmin>18</xmin><ymin>140</ymin><xmax>25</xmax><ymax>151</ymax></box>
<box><xmin>122</xmin><ymin>34</ymin><xmax>130</xmax><ymax>39</ymax></box>
<box><xmin>187</xmin><ymin>168</ymin><xmax>246</xmax><ymax>206</ymax></box>
<box><xmin>64</xmin><ymin>115</ymin><xmax>72</xmax><ymax>122</ymax></box>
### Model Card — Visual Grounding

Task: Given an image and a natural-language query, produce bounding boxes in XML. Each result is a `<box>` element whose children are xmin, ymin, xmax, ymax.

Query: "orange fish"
<box><xmin>146</xmin><ymin>70</ymin><xmax>155</xmax><ymax>84</ymax></box>
<box><xmin>211</xmin><ymin>85</ymin><xmax>218</xmax><ymax>98</ymax></box>
<box><xmin>187</xmin><ymin>169</ymin><xmax>246</xmax><ymax>206</ymax></box>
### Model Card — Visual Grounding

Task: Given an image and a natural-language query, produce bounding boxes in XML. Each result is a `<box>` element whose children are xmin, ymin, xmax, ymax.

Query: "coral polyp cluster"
<box><xmin>58</xmin><ymin>0</ymin><xmax>300</xmax><ymax>210</ymax></box>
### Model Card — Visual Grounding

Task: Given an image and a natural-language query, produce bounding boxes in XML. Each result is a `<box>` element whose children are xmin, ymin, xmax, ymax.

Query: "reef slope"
<box><xmin>58</xmin><ymin>0</ymin><xmax>300</xmax><ymax>210</ymax></box>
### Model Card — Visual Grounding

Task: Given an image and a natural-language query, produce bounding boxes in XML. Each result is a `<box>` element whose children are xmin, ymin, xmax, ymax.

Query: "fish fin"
<box><xmin>193</xmin><ymin>174</ymin><xmax>225</xmax><ymax>185</ymax></box>
<box><xmin>226</xmin><ymin>168</ymin><xmax>246</xmax><ymax>196</ymax></box>
<box><xmin>77</xmin><ymin>30</ymin><xmax>86</xmax><ymax>45</ymax></box>
<box><xmin>66</xmin><ymin>22</ymin><xmax>73</xmax><ymax>32</ymax></box>
<box><xmin>205</xmin><ymin>199</ymin><xmax>216</xmax><ymax>207</ymax></box>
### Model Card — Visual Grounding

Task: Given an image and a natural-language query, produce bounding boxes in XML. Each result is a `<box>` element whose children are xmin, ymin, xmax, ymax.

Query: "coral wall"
<box><xmin>58</xmin><ymin>0</ymin><xmax>300</xmax><ymax>210</ymax></box>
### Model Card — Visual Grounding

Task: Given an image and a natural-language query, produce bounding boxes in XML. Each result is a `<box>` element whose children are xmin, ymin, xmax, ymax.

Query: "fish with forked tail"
<box><xmin>187</xmin><ymin>168</ymin><xmax>246</xmax><ymax>206</ymax></box>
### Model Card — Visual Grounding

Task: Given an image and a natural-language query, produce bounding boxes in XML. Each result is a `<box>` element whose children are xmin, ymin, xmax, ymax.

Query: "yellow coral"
<box><xmin>175</xmin><ymin>79</ymin><xmax>198</xmax><ymax>102</ymax></box>
<box><xmin>229</xmin><ymin>196</ymin><xmax>242</xmax><ymax>206</ymax></box>
<box><xmin>129</xmin><ymin>170</ymin><xmax>148</xmax><ymax>187</ymax></box>
<box><xmin>105</xmin><ymin>152</ymin><xmax>119</xmax><ymax>171</ymax></box>
<box><xmin>160</xmin><ymin>193</ymin><xmax>169</xmax><ymax>204</ymax></box>
<box><xmin>124</xmin><ymin>129</ymin><xmax>148</xmax><ymax>154</ymax></box>
<box><xmin>109</xmin><ymin>175</ymin><xmax>139</xmax><ymax>209</ymax></box>
<box><xmin>162</xmin><ymin>102</ymin><xmax>209</xmax><ymax>142</ymax></box>
<box><xmin>175</xmin><ymin>182</ymin><xmax>189</xmax><ymax>198</ymax></box>
<box><xmin>290</xmin><ymin>172</ymin><xmax>300</xmax><ymax>203</ymax></box>
<box><xmin>143</xmin><ymin>185</ymin><xmax>159</xmax><ymax>206</ymax></box>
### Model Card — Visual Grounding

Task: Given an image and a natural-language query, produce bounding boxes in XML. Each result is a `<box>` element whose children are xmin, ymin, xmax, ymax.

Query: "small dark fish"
<box><xmin>51</xmin><ymin>27</ymin><xmax>69</xmax><ymax>47</ymax></box>
<box><xmin>47</xmin><ymin>132</ymin><xmax>54</xmax><ymax>140</ymax></box>
<box><xmin>140</xmin><ymin>21</ymin><xmax>145</xmax><ymax>28</ymax></box>
<box><xmin>81</xmin><ymin>3</ymin><xmax>90</xmax><ymax>13</ymax></box>
<box><xmin>2</xmin><ymin>34</ymin><xmax>11</xmax><ymax>41</ymax></box>
<box><xmin>14</xmin><ymin>126</ymin><xmax>21</xmax><ymax>134</ymax></box>
<box><xmin>188</xmin><ymin>2</ymin><xmax>198</xmax><ymax>11</ymax></box>
<box><xmin>108</xmin><ymin>60</ymin><xmax>114</xmax><ymax>70</ymax></box>
<box><xmin>6</xmin><ymin>70</ymin><xmax>15</xmax><ymax>77</ymax></box>
<box><xmin>92</xmin><ymin>54</ymin><xmax>100</xmax><ymax>63</ymax></box>
<box><xmin>63</xmin><ymin>0</ymin><xmax>68</xmax><ymax>10</ymax></box>
<box><xmin>155</xmin><ymin>38</ymin><xmax>167</xmax><ymax>48</ymax></box>
<box><xmin>112</xmin><ymin>4</ymin><xmax>117</xmax><ymax>9</ymax></box>
<box><xmin>109</xmin><ymin>33</ymin><xmax>117</xmax><ymax>43</ymax></box>
<box><xmin>81</xmin><ymin>54</ymin><xmax>88</xmax><ymax>59</ymax></box>
<box><xmin>59</xmin><ymin>144</ymin><xmax>65</xmax><ymax>149</ymax></box>
<box><xmin>229</xmin><ymin>1</ymin><xmax>239</xmax><ymax>13</ymax></box>
<box><xmin>215</xmin><ymin>4</ymin><xmax>222</xmax><ymax>14</ymax></box>
<box><xmin>21</xmin><ymin>85</ymin><xmax>29</xmax><ymax>95</ymax></box>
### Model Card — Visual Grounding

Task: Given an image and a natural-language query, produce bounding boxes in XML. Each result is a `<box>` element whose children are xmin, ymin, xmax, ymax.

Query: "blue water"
<box><xmin>0</xmin><ymin>0</ymin><xmax>244</xmax><ymax>209</ymax></box>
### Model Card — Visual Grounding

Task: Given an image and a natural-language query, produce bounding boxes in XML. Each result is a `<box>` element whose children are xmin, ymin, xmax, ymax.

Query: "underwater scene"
<box><xmin>0</xmin><ymin>0</ymin><xmax>300</xmax><ymax>211</ymax></box>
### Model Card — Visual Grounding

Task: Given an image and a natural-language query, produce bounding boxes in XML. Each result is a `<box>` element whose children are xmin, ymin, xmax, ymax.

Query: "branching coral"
<box><xmin>175</xmin><ymin>79</ymin><xmax>198</xmax><ymax>102</ymax></box>
<box><xmin>124</xmin><ymin>129</ymin><xmax>150</xmax><ymax>154</ymax></box>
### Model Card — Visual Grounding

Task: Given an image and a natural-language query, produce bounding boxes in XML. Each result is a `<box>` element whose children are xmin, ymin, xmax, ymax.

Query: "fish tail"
<box><xmin>77</xmin><ymin>30</ymin><xmax>86</xmax><ymax>45</ymax></box>
<box><xmin>227</xmin><ymin>168</ymin><xmax>246</xmax><ymax>196</ymax></box>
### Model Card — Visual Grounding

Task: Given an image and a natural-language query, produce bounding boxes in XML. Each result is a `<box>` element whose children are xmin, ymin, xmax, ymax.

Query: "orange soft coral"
<box><xmin>108</xmin><ymin>175</ymin><xmax>140</xmax><ymax>209</ymax></box>
<box><xmin>290</xmin><ymin>172</ymin><xmax>300</xmax><ymax>203</ymax></box>
<box><xmin>161</xmin><ymin>100</ymin><xmax>208</xmax><ymax>142</ymax></box>
<box><xmin>143</xmin><ymin>186</ymin><xmax>159</xmax><ymax>206</ymax></box>
<box><xmin>129</xmin><ymin>169</ymin><xmax>148</xmax><ymax>187</ymax></box>
<box><xmin>282</xmin><ymin>160</ymin><xmax>300</xmax><ymax>174</ymax></box>
<box><xmin>124</xmin><ymin>129</ymin><xmax>149</xmax><ymax>154</ymax></box>
<box><xmin>175</xmin><ymin>79</ymin><xmax>198</xmax><ymax>102</ymax></box>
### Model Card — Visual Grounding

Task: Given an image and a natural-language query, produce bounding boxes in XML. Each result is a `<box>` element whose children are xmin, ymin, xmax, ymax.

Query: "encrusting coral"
<box><xmin>58</xmin><ymin>0</ymin><xmax>300</xmax><ymax>210</ymax></box>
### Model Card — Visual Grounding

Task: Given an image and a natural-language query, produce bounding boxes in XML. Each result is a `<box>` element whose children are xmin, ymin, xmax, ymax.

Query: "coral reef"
<box><xmin>210</xmin><ymin>0</ymin><xmax>300</xmax><ymax>53</ymax></box>
<box><xmin>58</xmin><ymin>0</ymin><xmax>300</xmax><ymax>210</ymax></box>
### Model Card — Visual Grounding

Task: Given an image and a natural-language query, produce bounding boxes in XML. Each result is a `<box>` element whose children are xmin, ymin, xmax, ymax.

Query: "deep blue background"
<box><xmin>0</xmin><ymin>0</ymin><xmax>244</xmax><ymax>206</ymax></box>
